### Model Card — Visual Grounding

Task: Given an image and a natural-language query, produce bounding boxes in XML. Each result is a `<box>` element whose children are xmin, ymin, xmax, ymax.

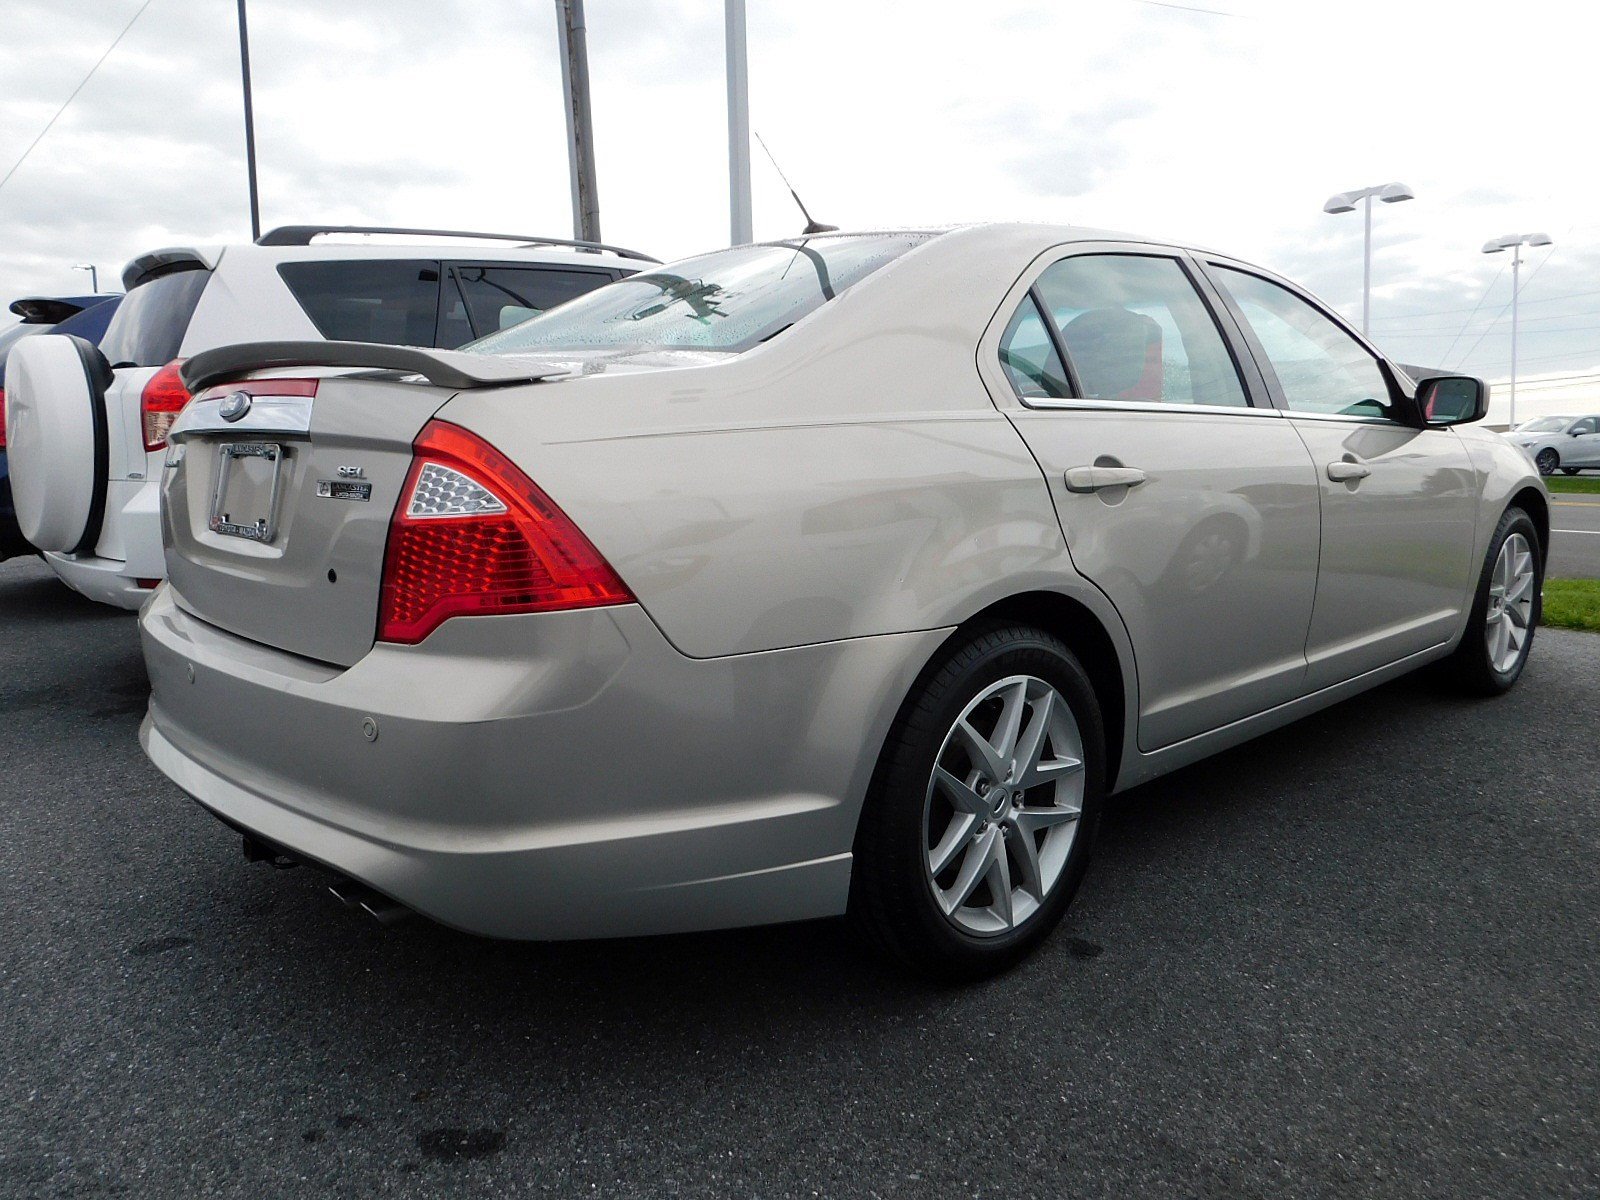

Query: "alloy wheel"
<box><xmin>923</xmin><ymin>675</ymin><xmax>1085</xmax><ymax>936</ymax></box>
<box><xmin>1535</xmin><ymin>449</ymin><xmax>1558</xmax><ymax>476</ymax></box>
<box><xmin>1485</xmin><ymin>532</ymin><xmax>1536</xmax><ymax>673</ymax></box>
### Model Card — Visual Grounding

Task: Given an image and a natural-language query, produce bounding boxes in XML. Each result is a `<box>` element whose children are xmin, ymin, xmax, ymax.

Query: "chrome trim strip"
<box><xmin>1017</xmin><ymin>396</ymin><xmax>1284</xmax><ymax>418</ymax></box>
<box><xmin>171</xmin><ymin>394</ymin><xmax>314</xmax><ymax>440</ymax></box>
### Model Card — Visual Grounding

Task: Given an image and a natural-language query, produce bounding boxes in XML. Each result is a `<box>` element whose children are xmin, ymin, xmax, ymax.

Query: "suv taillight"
<box><xmin>141</xmin><ymin>359</ymin><xmax>190</xmax><ymax>451</ymax></box>
<box><xmin>377</xmin><ymin>420</ymin><xmax>633</xmax><ymax>644</ymax></box>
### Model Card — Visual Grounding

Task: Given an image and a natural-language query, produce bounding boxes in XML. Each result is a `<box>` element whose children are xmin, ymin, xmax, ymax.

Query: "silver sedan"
<box><xmin>117</xmin><ymin>224</ymin><xmax>1544</xmax><ymax>978</ymax></box>
<box><xmin>1503</xmin><ymin>414</ymin><xmax>1600</xmax><ymax>476</ymax></box>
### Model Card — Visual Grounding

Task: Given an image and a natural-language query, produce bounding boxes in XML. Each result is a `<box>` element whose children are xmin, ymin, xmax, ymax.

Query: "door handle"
<box><xmin>1064</xmin><ymin>466</ymin><xmax>1147</xmax><ymax>493</ymax></box>
<box><xmin>1326</xmin><ymin>459</ymin><xmax>1371</xmax><ymax>483</ymax></box>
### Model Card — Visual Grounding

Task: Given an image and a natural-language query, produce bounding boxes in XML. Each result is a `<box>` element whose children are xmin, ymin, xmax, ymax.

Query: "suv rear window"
<box><xmin>99</xmin><ymin>268</ymin><xmax>209</xmax><ymax>367</ymax></box>
<box><xmin>278</xmin><ymin>260</ymin><xmax>439</xmax><ymax>346</ymax></box>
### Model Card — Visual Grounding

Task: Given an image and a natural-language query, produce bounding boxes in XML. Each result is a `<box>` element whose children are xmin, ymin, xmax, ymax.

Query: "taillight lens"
<box><xmin>193</xmin><ymin>378</ymin><xmax>320</xmax><ymax>402</ymax></box>
<box><xmin>141</xmin><ymin>359</ymin><xmax>191</xmax><ymax>451</ymax></box>
<box><xmin>377</xmin><ymin>420</ymin><xmax>633</xmax><ymax>644</ymax></box>
<box><xmin>0</xmin><ymin>387</ymin><xmax>7</xmax><ymax>449</ymax></box>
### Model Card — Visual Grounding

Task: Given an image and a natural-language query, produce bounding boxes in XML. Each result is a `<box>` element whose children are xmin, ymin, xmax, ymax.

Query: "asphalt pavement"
<box><xmin>1549</xmin><ymin>493</ymin><xmax>1600</xmax><ymax>579</ymax></box>
<box><xmin>2</xmin><ymin>555</ymin><xmax>1597</xmax><ymax>1199</ymax></box>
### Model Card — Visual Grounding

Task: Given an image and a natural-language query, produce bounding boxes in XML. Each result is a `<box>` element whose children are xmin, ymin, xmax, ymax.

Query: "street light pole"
<box><xmin>1323</xmin><ymin>182</ymin><xmax>1414</xmax><ymax>337</ymax></box>
<box><xmin>236</xmin><ymin>0</ymin><xmax>261</xmax><ymax>242</ymax></box>
<box><xmin>73</xmin><ymin>263</ymin><xmax>98</xmax><ymax>293</ymax></box>
<box><xmin>1482</xmin><ymin>232</ymin><xmax>1554</xmax><ymax>431</ymax></box>
<box><xmin>725</xmin><ymin>0</ymin><xmax>752</xmax><ymax>245</ymax></box>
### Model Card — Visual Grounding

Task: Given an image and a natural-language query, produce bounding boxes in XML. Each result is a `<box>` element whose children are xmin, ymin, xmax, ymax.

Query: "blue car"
<box><xmin>0</xmin><ymin>294</ymin><xmax>122</xmax><ymax>559</ymax></box>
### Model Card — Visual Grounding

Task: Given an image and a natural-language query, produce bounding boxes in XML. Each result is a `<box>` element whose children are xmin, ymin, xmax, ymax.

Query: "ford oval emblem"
<box><xmin>219</xmin><ymin>391</ymin><xmax>252</xmax><ymax>422</ymax></box>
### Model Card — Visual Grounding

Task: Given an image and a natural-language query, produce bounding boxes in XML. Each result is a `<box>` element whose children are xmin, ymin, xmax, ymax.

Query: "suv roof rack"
<box><xmin>255</xmin><ymin>224</ymin><xmax>660</xmax><ymax>263</ymax></box>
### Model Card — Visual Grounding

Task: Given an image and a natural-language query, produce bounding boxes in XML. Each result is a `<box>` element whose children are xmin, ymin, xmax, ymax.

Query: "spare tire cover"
<box><xmin>5</xmin><ymin>334</ymin><xmax>112</xmax><ymax>554</ymax></box>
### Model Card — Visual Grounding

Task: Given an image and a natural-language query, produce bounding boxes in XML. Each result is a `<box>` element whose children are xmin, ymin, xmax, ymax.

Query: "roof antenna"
<box><xmin>754</xmin><ymin>132</ymin><xmax>838</xmax><ymax>236</ymax></box>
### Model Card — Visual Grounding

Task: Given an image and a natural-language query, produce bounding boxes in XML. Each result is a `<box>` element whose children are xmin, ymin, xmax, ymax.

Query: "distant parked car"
<box><xmin>3</xmin><ymin>226</ymin><xmax>653</xmax><ymax>607</ymax></box>
<box><xmin>132</xmin><ymin>223</ymin><xmax>1542</xmax><ymax>978</ymax></box>
<box><xmin>0</xmin><ymin>294</ymin><xmax>121</xmax><ymax>559</ymax></box>
<box><xmin>1503</xmin><ymin>414</ymin><xmax>1600</xmax><ymax>475</ymax></box>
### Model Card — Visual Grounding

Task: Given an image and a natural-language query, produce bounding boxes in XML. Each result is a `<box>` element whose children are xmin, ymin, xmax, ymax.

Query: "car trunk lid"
<box><xmin>163</xmin><ymin>343</ymin><xmax>570</xmax><ymax>666</ymax></box>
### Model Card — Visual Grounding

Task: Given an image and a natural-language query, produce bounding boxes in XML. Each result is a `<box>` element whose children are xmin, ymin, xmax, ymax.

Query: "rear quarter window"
<box><xmin>277</xmin><ymin>260</ymin><xmax>440</xmax><ymax>346</ymax></box>
<box><xmin>99</xmin><ymin>269</ymin><xmax>209</xmax><ymax>367</ymax></box>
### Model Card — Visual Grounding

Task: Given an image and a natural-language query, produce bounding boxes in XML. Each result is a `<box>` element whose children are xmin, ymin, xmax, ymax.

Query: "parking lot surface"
<box><xmin>2</xmin><ymin>555</ymin><xmax>1597</xmax><ymax>1199</ymax></box>
<box><xmin>1550</xmin><ymin>494</ymin><xmax>1600</xmax><ymax>579</ymax></box>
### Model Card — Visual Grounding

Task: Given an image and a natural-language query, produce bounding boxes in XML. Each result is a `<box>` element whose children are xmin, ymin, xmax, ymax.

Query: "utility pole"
<box><xmin>556</xmin><ymin>0</ymin><xmax>601</xmax><ymax>243</ymax></box>
<box><xmin>236</xmin><ymin>0</ymin><xmax>261</xmax><ymax>241</ymax></box>
<box><xmin>725</xmin><ymin>0</ymin><xmax>752</xmax><ymax>244</ymax></box>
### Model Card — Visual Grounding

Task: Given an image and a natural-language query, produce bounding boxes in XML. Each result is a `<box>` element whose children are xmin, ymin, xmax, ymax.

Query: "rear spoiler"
<box><xmin>181</xmin><ymin>341</ymin><xmax>571</xmax><ymax>394</ymax></box>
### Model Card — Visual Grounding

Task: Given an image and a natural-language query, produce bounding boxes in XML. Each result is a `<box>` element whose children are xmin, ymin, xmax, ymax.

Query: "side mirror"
<box><xmin>1415</xmin><ymin>374</ymin><xmax>1488</xmax><ymax>426</ymax></box>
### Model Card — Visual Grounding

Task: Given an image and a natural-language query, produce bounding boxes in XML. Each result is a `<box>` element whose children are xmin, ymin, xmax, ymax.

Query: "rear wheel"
<box><xmin>1446</xmin><ymin>507</ymin><xmax>1541</xmax><ymax>695</ymax></box>
<box><xmin>1562</xmin><ymin>467</ymin><xmax>1580</xmax><ymax>476</ymax></box>
<box><xmin>851</xmin><ymin>624</ymin><xmax>1105</xmax><ymax>980</ymax></box>
<box><xmin>1534</xmin><ymin>448</ymin><xmax>1559</xmax><ymax>476</ymax></box>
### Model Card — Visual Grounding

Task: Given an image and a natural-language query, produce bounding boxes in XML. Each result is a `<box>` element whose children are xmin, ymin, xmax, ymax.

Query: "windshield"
<box><xmin>1515</xmin><ymin>417</ymin><xmax>1570</xmax><ymax>433</ymax></box>
<box><xmin>467</xmin><ymin>233</ymin><xmax>933</xmax><ymax>355</ymax></box>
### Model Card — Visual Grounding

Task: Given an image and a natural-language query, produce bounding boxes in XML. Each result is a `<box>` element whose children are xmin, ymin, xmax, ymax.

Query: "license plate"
<box><xmin>209</xmin><ymin>442</ymin><xmax>285</xmax><ymax>543</ymax></box>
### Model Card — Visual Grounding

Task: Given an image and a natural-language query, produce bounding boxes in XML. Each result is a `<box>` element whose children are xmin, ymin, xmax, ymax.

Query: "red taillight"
<box><xmin>194</xmin><ymin>378</ymin><xmax>320</xmax><ymax>402</ymax></box>
<box><xmin>0</xmin><ymin>386</ymin><xmax>7</xmax><ymax>449</ymax></box>
<box><xmin>141</xmin><ymin>359</ymin><xmax>191</xmax><ymax>451</ymax></box>
<box><xmin>377</xmin><ymin>419</ymin><xmax>633</xmax><ymax>644</ymax></box>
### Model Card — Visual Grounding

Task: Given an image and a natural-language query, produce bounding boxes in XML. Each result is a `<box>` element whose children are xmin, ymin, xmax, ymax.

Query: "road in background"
<box><xmin>1549</xmin><ymin>494</ymin><xmax>1600</xmax><ymax>579</ymax></box>
<box><xmin>2</xmin><ymin>556</ymin><xmax>1597</xmax><ymax>1199</ymax></box>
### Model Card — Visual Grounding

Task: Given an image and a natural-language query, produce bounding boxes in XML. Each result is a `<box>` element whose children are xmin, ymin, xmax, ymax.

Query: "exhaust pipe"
<box><xmin>239</xmin><ymin>831</ymin><xmax>411</xmax><ymax>925</ymax></box>
<box><xmin>326</xmin><ymin>877</ymin><xmax>412</xmax><ymax>926</ymax></box>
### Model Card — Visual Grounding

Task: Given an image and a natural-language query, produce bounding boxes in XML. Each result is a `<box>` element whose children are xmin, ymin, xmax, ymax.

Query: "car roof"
<box><xmin>122</xmin><ymin>239</ymin><xmax>642</xmax><ymax>291</ymax></box>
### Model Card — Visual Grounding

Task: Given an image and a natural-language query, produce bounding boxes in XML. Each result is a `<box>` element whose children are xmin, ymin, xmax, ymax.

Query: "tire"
<box><xmin>1562</xmin><ymin>468</ymin><xmax>1580</xmax><ymax>476</ymax></box>
<box><xmin>1445</xmin><ymin>507</ymin><xmax>1542</xmax><ymax>695</ymax></box>
<box><xmin>5</xmin><ymin>334</ymin><xmax>112</xmax><ymax>554</ymax></box>
<box><xmin>851</xmin><ymin>623</ymin><xmax>1106</xmax><ymax>981</ymax></box>
<box><xmin>1534</xmin><ymin>448</ymin><xmax>1559</xmax><ymax>476</ymax></box>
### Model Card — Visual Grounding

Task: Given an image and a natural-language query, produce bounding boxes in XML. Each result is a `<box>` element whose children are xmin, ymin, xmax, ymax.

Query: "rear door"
<box><xmin>987</xmin><ymin>244</ymin><xmax>1323</xmax><ymax>751</ymax></box>
<box><xmin>1202</xmin><ymin>259</ymin><xmax>1481</xmax><ymax>689</ymax></box>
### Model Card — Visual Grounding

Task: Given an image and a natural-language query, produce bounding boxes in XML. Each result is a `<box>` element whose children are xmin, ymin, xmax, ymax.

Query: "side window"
<box><xmin>277</xmin><ymin>260</ymin><xmax>440</xmax><ymax>347</ymax></box>
<box><xmin>1572</xmin><ymin>417</ymin><xmax>1598</xmax><ymax>436</ymax></box>
<box><xmin>446</xmin><ymin>266</ymin><xmax>615</xmax><ymax>346</ymax></box>
<box><xmin>1030</xmin><ymin>255</ymin><xmax>1249</xmax><ymax>407</ymax></box>
<box><xmin>1213</xmin><ymin>267</ymin><xmax>1395</xmax><ymax>420</ymax></box>
<box><xmin>997</xmin><ymin>295</ymin><xmax>1069</xmax><ymax>399</ymax></box>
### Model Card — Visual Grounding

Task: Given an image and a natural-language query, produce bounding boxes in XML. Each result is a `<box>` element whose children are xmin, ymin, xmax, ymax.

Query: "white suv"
<box><xmin>4</xmin><ymin>225</ymin><xmax>651</xmax><ymax>608</ymax></box>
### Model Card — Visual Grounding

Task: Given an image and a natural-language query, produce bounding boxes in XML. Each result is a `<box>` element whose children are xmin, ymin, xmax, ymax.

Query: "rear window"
<box><xmin>455</xmin><ymin>265</ymin><xmax>616</xmax><ymax>341</ymax></box>
<box><xmin>278</xmin><ymin>260</ymin><xmax>439</xmax><ymax>346</ymax></box>
<box><xmin>467</xmin><ymin>233</ymin><xmax>933</xmax><ymax>355</ymax></box>
<box><xmin>99</xmin><ymin>268</ymin><xmax>209</xmax><ymax>367</ymax></box>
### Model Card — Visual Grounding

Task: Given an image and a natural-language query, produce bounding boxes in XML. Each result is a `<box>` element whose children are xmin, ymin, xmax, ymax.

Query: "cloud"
<box><xmin>2</xmin><ymin>0</ymin><xmax>1595</xmax><ymax>403</ymax></box>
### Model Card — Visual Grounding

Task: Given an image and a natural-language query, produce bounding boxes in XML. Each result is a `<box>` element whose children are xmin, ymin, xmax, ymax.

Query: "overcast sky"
<box><xmin>2</xmin><ymin>0</ymin><xmax>1595</xmax><ymax>419</ymax></box>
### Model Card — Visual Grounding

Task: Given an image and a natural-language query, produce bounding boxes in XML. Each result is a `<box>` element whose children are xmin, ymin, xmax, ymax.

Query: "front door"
<box><xmin>1566</xmin><ymin>416</ymin><xmax>1600</xmax><ymax>468</ymax></box>
<box><xmin>989</xmin><ymin>248</ymin><xmax>1323</xmax><ymax>751</ymax></box>
<box><xmin>1204</xmin><ymin>262</ymin><xmax>1481</xmax><ymax>689</ymax></box>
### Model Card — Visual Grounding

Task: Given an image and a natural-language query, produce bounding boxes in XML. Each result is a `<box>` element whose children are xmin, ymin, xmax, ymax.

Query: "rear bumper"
<box><xmin>42</xmin><ymin>478</ymin><xmax>166</xmax><ymax>609</ymax></box>
<box><xmin>138</xmin><ymin>586</ymin><xmax>946</xmax><ymax>940</ymax></box>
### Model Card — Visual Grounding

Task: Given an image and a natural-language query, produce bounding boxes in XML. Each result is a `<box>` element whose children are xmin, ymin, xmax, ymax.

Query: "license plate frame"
<box><xmin>209</xmin><ymin>442</ymin><xmax>285</xmax><ymax>543</ymax></box>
